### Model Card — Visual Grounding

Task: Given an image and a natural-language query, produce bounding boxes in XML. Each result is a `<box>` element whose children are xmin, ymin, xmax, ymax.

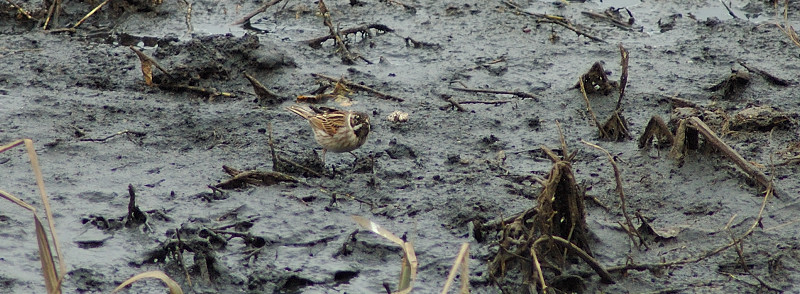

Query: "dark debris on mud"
<box><xmin>2</xmin><ymin>0</ymin><xmax>800</xmax><ymax>293</ymax></box>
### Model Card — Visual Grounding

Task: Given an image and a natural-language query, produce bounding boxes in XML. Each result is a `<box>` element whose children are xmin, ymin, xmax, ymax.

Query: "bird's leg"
<box><xmin>321</xmin><ymin>149</ymin><xmax>327</xmax><ymax>164</ymax></box>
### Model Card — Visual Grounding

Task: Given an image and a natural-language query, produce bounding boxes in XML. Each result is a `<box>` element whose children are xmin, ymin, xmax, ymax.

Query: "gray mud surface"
<box><xmin>2</xmin><ymin>0</ymin><xmax>800</xmax><ymax>293</ymax></box>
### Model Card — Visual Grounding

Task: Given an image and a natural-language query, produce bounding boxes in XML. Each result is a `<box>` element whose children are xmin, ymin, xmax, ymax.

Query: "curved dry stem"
<box><xmin>608</xmin><ymin>187</ymin><xmax>773</xmax><ymax>272</ymax></box>
<box><xmin>581</xmin><ymin>140</ymin><xmax>644</xmax><ymax>249</ymax></box>
<box><xmin>536</xmin><ymin>235</ymin><xmax>615</xmax><ymax>283</ymax></box>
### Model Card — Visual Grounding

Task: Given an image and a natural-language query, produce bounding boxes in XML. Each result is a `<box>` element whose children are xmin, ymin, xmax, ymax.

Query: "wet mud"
<box><xmin>2</xmin><ymin>0</ymin><xmax>800</xmax><ymax>293</ymax></box>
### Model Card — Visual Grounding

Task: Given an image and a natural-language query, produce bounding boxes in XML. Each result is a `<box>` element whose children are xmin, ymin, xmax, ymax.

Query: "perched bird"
<box><xmin>286</xmin><ymin>105</ymin><xmax>371</xmax><ymax>162</ymax></box>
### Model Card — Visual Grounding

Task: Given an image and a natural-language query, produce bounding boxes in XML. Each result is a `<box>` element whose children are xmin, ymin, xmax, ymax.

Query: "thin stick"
<box><xmin>534</xmin><ymin>235</ymin><xmax>615</xmax><ymax>284</ymax></box>
<box><xmin>457</xmin><ymin>100</ymin><xmax>513</xmax><ymax>105</ymax></box>
<box><xmin>608</xmin><ymin>187</ymin><xmax>773</xmax><ymax>273</ymax></box>
<box><xmin>305</xmin><ymin>24</ymin><xmax>394</xmax><ymax>48</ymax></box>
<box><xmin>581</xmin><ymin>11</ymin><xmax>633</xmax><ymax>30</ymax></box>
<box><xmin>718</xmin><ymin>0</ymin><xmax>739</xmax><ymax>19</ymax></box>
<box><xmin>311</xmin><ymin>73</ymin><xmax>404</xmax><ymax>102</ymax></box>
<box><xmin>267</xmin><ymin>122</ymin><xmax>278</xmax><ymax>168</ymax></box>
<box><xmin>687</xmin><ymin>117</ymin><xmax>776</xmax><ymax>196</ymax></box>
<box><xmin>43</xmin><ymin>0</ymin><xmax>61</xmax><ymax>30</ymax></box>
<box><xmin>582</xmin><ymin>140</ymin><xmax>645</xmax><ymax>249</ymax></box>
<box><xmin>281</xmin><ymin>157</ymin><xmax>323</xmax><ymax>177</ymax></box>
<box><xmin>727</xmin><ymin>226</ymin><xmax>781</xmax><ymax>291</ymax></box>
<box><xmin>72</xmin><ymin>0</ymin><xmax>110</xmax><ymax>28</ymax></box>
<box><xmin>529</xmin><ymin>244</ymin><xmax>548</xmax><ymax>292</ymax></box>
<box><xmin>737</xmin><ymin>60</ymin><xmax>792</xmax><ymax>86</ymax></box>
<box><xmin>441</xmin><ymin>95</ymin><xmax>466</xmax><ymax>112</ymax></box>
<box><xmin>579</xmin><ymin>78</ymin><xmax>610</xmax><ymax>138</ymax></box>
<box><xmin>79</xmin><ymin>130</ymin><xmax>146</xmax><ymax>142</ymax></box>
<box><xmin>664</xmin><ymin>94</ymin><xmax>700</xmax><ymax>108</ymax></box>
<box><xmin>267</xmin><ymin>123</ymin><xmax>322</xmax><ymax>177</ymax></box>
<box><xmin>318</xmin><ymin>0</ymin><xmax>357</xmax><ymax>64</ymax></box>
<box><xmin>232</xmin><ymin>0</ymin><xmax>283</xmax><ymax>25</ymax></box>
<box><xmin>537</xmin><ymin>18</ymin><xmax>605</xmax><ymax>42</ymax></box>
<box><xmin>178</xmin><ymin>0</ymin><xmax>194</xmax><ymax>33</ymax></box>
<box><xmin>450</xmin><ymin>87</ymin><xmax>538</xmax><ymax>100</ymax></box>
<box><xmin>5</xmin><ymin>0</ymin><xmax>32</xmax><ymax>19</ymax></box>
<box><xmin>616</xmin><ymin>43</ymin><xmax>629</xmax><ymax>111</ymax></box>
<box><xmin>504</xmin><ymin>0</ymin><xmax>605</xmax><ymax>42</ymax></box>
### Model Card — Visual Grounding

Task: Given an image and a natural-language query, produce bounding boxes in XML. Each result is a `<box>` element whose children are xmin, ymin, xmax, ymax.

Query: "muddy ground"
<box><xmin>2</xmin><ymin>0</ymin><xmax>800</xmax><ymax>293</ymax></box>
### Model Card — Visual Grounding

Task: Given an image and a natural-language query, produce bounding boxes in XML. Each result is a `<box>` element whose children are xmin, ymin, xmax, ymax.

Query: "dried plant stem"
<box><xmin>311</xmin><ymin>73</ymin><xmax>404</xmax><ymax>102</ymax></box>
<box><xmin>72</xmin><ymin>0</ymin><xmax>111</xmax><ymax>28</ymax></box>
<box><xmin>233</xmin><ymin>0</ymin><xmax>283</xmax><ymax>25</ymax></box>
<box><xmin>0</xmin><ymin>139</ymin><xmax>66</xmax><ymax>293</ymax></box>
<box><xmin>22</xmin><ymin>139</ymin><xmax>67</xmax><ymax>278</ymax></box>
<box><xmin>582</xmin><ymin>140</ymin><xmax>646</xmax><ymax>249</ymax></box>
<box><xmin>578</xmin><ymin>78</ymin><xmax>609</xmax><ymax>138</ymax></box>
<box><xmin>609</xmin><ymin>187</ymin><xmax>773</xmax><ymax>273</ymax></box>
<box><xmin>440</xmin><ymin>243</ymin><xmax>470</xmax><ymax>294</ymax></box>
<box><xmin>5</xmin><ymin>0</ymin><xmax>32</xmax><ymax>19</ymax></box>
<box><xmin>686</xmin><ymin>117</ymin><xmax>776</xmax><ymax>196</ymax></box>
<box><xmin>533</xmin><ymin>235</ymin><xmax>615</xmax><ymax>284</ymax></box>
<box><xmin>450</xmin><ymin>87</ymin><xmax>538</xmax><ymax>100</ymax></box>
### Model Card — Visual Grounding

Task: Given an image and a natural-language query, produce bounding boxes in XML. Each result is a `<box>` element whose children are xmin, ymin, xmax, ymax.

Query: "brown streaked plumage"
<box><xmin>286</xmin><ymin>105</ymin><xmax>371</xmax><ymax>162</ymax></box>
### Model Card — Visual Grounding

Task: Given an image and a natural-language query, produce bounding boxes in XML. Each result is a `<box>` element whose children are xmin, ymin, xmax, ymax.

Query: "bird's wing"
<box><xmin>310</xmin><ymin>112</ymin><xmax>347</xmax><ymax>136</ymax></box>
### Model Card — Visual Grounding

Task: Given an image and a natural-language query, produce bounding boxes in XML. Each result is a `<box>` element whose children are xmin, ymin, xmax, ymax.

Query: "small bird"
<box><xmin>286</xmin><ymin>105</ymin><xmax>371</xmax><ymax>163</ymax></box>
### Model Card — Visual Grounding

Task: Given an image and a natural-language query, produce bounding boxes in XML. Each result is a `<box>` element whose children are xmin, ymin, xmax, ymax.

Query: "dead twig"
<box><xmin>216</xmin><ymin>166</ymin><xmax>298</xmax><ymax>188</ymax></box>
<box><xmin>79</xmin><ymin>130</ymin><xmax>146</xmax><ymax>142</ymax></box>
<box><xmin>737</xmin><ymin>60</ymin><xmax>792</xmax><ymax>86</ymax></box>
<box><xmin>440</xmin><ymin>243</ymin><xmax>470</xmax><ymax>294</ymax></box>
<box><xmin>244</xmin><ymin>73</ymin><xmax>280</xmax><ymax>105</ymax></box>
<box><xmin>609</xmin><ymin>187</ymin><xmax>773</xmax><ymax>274</ymax></box>
<box><xmin>125</xmin><ymin>184</ymin><xmax>146</xmax><ymax>228</ymax></box>
<box><xmin>775</xmin><ymin>0</ymin><xmax>800</xmax><ymax>49</ymax></box>
<box><xmin>686</xmin><ymin>117</ymin><xmax>777</xmax><ymax>197</ymax></box>
<box><xmin>305</xmin><ymin>24</ymin><xmax>394</xmax><ymax>48</ymax></box>
<box><xmin>458</xmin><ymin>100</ymin><xmax>513</xmax><ymax>105</ymax></box>
<box><xmin>72</xmin><ymin>0</ymin><xmax>110</xmax><ymax>29</ymax></box>
<box><xmin>578</xmin><ymin>78</ymin><xmax>610</xmax><ymax>138</ymax></box>
<box><xmin>0</xmin><ymin>139</ymin><xmax>67</xmax><ymax>292</ymax></box>
<box><xmin>718</xmin><ymin>0</ymin><xmax>739</xmax><ymax>19</ymax></box>
<box><xmin>311</xmin><ymin>73</ymin><xmax>404</xmax><ymax>102</ymax></box>
<box><xmin>404</xmin><ymin>37</ymin><xmax>442</xmax><ymax>49</ymax></box>
<box><xmin>267</xmin><ymin>123</ymin><xmax>323</xmax><ymax>178</ymax></box>
<box><xmin>726</xmin><ymin>221</ymin><xmax>782</xmax><ymax>291</ymax></box>
<box><xmin>5</xmin><ymin>0</ymin><xmax>33</xmax><ymax>19</ymax></box>
<box><xmin>232</xmin><ymin>0</ymin><xmax>283</xmax><ymax>25</ymax></box>
<box><xmin>178</xmin><ymin>0</ymin><xmax>193</xmax><ymax>33</ymax></box>
<box><xmin>450</xmin><ymin>87</ymin><xmax>538</xmax><ymax>100</ymax></box>
<box><xmin>664</xmin><ymin>95</ymin><xmax>700</xmax><ymax>108</ymax></box>
<box><xmin>43</xmin><ymin>0</ymin><xmax>61</xmax><ymax>30</ymax></box>
<box><xmin>318</xmin><ymin>0</ymin><xmax>359</xmax><ymax>64</ymax></box>
<box><xmin>440</xmin><ymin>95</ymin><xmax>466</xmax><ymax>112</ymax></box>
<box><xmin>537</xmin><ymin>18</ymin><xmax>606</xmax><ymax>43</ymax></box>
<box><xmin>158</xmin><ymin>84</ymin><xmax>236</xmax><ymax>99</ymax></box>
<box><xmin>581</xmin><ymin>10</ymin><xmax>633</xmax><ymax>31</ymax></box>
<box><xmin>582</xmin><ymin>140</ymin><xmax>646</xmax><ymax>249</ymax></box>
<box><xmin>504</xmin><ymin>0</ymin><xmax>605</xmax><ymax>42</ymax></box>
<box><xmin>617</xmin><ymin>43</ymin><xmax>629</xmax><ymax>111</ymax></box>
<box><xmin>534</xmin><ymin>235</ymin><xmax>615</xmax><ymax>284</ymax></box>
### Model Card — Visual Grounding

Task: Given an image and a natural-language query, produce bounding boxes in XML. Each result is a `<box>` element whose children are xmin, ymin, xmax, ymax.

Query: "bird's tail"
<box><xmin>286</xmin><ymin>105</ymin><xmax>315</xmax><ymax>119</ymax></box>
